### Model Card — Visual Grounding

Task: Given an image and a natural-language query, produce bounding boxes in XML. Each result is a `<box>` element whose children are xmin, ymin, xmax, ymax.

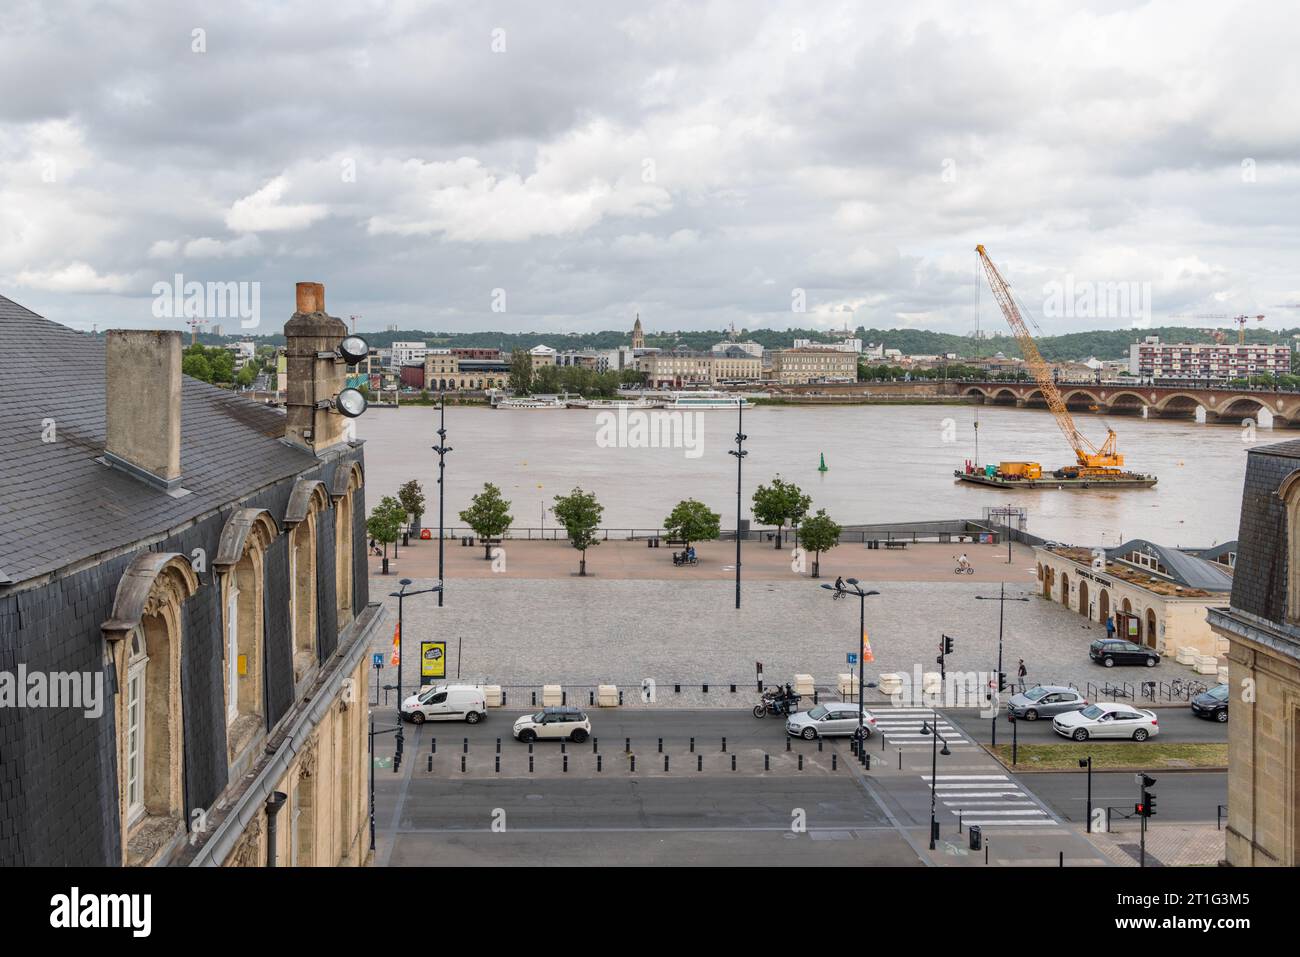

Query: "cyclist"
<box><xmin>955</xmin><ymin>553</ymin><xmax>972</xmax><ymax>574</ymax></box>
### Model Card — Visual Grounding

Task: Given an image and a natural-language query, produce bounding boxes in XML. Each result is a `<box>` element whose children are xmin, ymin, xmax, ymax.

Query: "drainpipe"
<box><xmin>265</xmin><ymin>791</ymin><xmax>288</xmax><ymax>867</ymax></box>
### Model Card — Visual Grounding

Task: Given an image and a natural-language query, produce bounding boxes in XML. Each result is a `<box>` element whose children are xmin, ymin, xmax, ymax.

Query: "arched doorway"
<box><xmin>1061</xmin><ymin>573</ymin><xmax>1070</xmax><ymax>609</ymax></box>
<box><xmin>1145</xmin><ymin>608</ymin><xmax>1158</xmax><ymax>650</ymax></box>
<box><xmin>1042</xmin><ymin>565</ymin><xmax>1054</xmax><ymax>599</ymax></box>
<box><xmin>1078</xmin><ymin>580</ymin><xmax>1090</xmax><ymax>620</ymax></box>
<box><xmin>1099</xmin><ymin>589</ymin><xmax>1110</xmax><ymax>626</ymax></box>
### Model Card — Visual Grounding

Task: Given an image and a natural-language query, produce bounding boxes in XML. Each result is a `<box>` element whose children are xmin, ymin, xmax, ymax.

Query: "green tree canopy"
<box><xmin>366</xmin><ymin>496</ymin><xmax>404</xmax><ymax>564</ymax></box>
<box><xmin>398</xmin><ymin>479</ymin><xmax>427</xmax><ymax>524</ymax></box>
<box><xmin>509</xmin><ymin>351</ymin><xmax>534</xmax><ymax>395</ymax></box>
<box><xmin>551</xmin><ymin>487</ymin><xmax>604</xmax><ymax>576</ymax></box>
<box><xmin>459</xmin><ymin>482</ymin><xmax>513</xmax><ymax>558</ymax></box>
<box><xmin>663</xmin><ymin>499</ymin><xmax>721</xmax><ymax>548</ymax></box>
<box><xmin>751</xmin><ymin>476</ymin><xmax>812</xmax><ymax>548</ymax></box>
<box><xmin>797</xmin><ymin>509</ymin><xmax>842</xmax><ymax>578</ymax></box>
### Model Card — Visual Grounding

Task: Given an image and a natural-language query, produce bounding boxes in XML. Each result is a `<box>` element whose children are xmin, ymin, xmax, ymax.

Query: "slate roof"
<box><xmin>1107</xmin><ymin>538</ymin><xmax>1235</xmax><ymax>592</ymax></box>
<box><xmin>0</xmin><ymin>293</ymin><xmax>319</xmax><ymax>586</ymax></box>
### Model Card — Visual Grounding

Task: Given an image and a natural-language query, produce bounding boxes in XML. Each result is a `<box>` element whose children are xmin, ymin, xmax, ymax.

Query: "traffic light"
<box><xmin>944</xmin><ymin>635</ymin><xmax>955</xmax><ymax>655</ymax></box>
<box><xmin>1137</xmin><ymin>774</ymin><xmax>1157</xmax><ymax>817</ymax></box>
<box><xmin>998</xmin><ymin>672</ymin><xmax>1007</xmax><ymax>692</ymax></box>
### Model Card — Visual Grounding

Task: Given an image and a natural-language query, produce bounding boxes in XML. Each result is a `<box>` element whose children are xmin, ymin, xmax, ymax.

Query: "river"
<box><xmin>355</xmin><ymin>403</ymin><xmax>1258</xmax><ymax>547</ymax></box>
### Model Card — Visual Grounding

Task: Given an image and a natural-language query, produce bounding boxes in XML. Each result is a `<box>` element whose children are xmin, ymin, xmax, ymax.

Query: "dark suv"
<box><xmin>1089</xmin><ymin>638</ymin><xmax>1160</xmax><ymax>668</ymax></box>
<box><xmin>1190</xmin><ymin>683</ymin><xmax>1229</xmax><ymax>722</ymax></box>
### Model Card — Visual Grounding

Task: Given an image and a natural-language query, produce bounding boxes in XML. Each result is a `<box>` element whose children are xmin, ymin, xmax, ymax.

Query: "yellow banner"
<box><xmin>421</xmin><ymin>640</ymin><xmax>447</xmax><ymax>679</ymax></box>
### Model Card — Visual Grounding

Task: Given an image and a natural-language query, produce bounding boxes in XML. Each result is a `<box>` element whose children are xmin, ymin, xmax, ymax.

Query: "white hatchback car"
<box><xmin>512</xmin><ymin>706</ymin><xmax>592</xmax><ymax>743</ymax></box>
<box><xmin>1052</xmin><ymin>702</ymin><xmax>1159</xmax><ymax>742</ymax></box>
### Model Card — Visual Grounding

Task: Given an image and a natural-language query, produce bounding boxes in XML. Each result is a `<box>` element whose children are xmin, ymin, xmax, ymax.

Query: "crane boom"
<box><xmin>975</xmin><ymin>245</ymin><xmax>1123</xmax><ymax>470</ymax></box>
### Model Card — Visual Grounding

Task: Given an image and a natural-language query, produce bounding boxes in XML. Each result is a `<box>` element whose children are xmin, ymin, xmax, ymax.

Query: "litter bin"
<box><xmin>969</xmin><ymin>824</ymin><xmax>982</xmax><ymax>851</ymax></box>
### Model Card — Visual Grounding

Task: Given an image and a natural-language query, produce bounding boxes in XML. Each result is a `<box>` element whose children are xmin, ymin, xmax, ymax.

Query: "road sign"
<box><xmin>847</xmin><ymin>652</ymin><xmax>858</xmax><ymax>665</ymax></box>
<box><xmin>372</xmin><ymin>653</ymin><xmax>383</xmax><ymax>668</ymax></box>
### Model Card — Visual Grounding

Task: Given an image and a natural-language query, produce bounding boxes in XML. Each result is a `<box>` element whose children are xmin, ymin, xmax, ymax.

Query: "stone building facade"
<box><xmin>0</xmin><ymin>283</ymin><xmax>385</xmax><ymax>867</ymax></box>
<box><xmin>770</xmin><ymin>347</ymin><xmax>858</xmax><ymax>383</ymax></box>
<box><xmin>1208</xmin><ymin>439</ymin><xmax>1300</xmax><ymax>866</ymax></box>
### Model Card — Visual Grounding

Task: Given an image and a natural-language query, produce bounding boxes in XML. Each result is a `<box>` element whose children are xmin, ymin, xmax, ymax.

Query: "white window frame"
<box><xmin>126</xmin><ymin>628</ymin><xmax>148</xmax><ymax>824</ymax></box>
<box><xmin>226</xmin><ymin>579</ymin><xmax>240</xmax><ymax>724</ymax></box>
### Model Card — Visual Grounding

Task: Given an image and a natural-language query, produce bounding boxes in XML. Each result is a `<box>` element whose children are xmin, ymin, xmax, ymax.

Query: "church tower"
<box><xmin>631</xmin><ymin>313</ymin><xmax>644</xmax><ymax>350</ymax></box>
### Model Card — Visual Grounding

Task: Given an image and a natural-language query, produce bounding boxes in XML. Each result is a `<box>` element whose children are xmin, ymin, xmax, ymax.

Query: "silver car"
<box><xmin>786</xmin><ymin>703</ymin><xmax>876</xmax><ymax>740</ymax></box>
<box><xmin>1007</xmin><ymin>685</ymin><xmax>1088</xmax><ymax>721</ymax></box>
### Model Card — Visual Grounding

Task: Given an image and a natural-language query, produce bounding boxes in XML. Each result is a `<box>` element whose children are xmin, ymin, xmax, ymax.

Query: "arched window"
<box><xmin>291</xmin><ymin>746</ymin><xmax>317</xmax><ymax>866</ymax></box>
<box><xmin>1283</xmin><ymin>470</ymin><xmax>1300</xmax><ymax>622</ymax></box>
<box><xmin>285</xmin><ymin>480</ymin><xmax>329</xmax><ymax>682</ymax></box>
<box><xmin>215</xmin><ymin>508</ymin><xmax>279</xmax><ymax>754</ymax></box>
<box><xmin>333</xmin><ymin>461</ymin><xmax>364</xmax><ymax>627</ymax></box>
<box><xmin>102</xmin><ymin>552</ymin><xmax>198</xmax><ymax>866</ymax></box>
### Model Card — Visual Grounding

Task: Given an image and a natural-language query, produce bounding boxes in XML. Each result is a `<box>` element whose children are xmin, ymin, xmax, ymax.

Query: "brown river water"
<box><xmin>355</xmin><ymin>403</ymin><xmax>1261</xmax><ymax>547</ymax></box>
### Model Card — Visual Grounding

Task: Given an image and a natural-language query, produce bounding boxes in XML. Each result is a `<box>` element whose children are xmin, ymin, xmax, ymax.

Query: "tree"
<box><xmin>236</xmin><ymin>364</ymin><xmax>256</xmax><ymax>388</ymax></box>
<box><xmin>509</xmin><ymin>351</ymin><xmax>533</xmax><ymax>395</ymax></box>
<box><xmin>533</xmin><ymin>364</ymin><xmax>561</xmax><ymax>394</ymax></box>
<box><xmin>751</xmin><ymin>476</ymin><xmax>812</xmax><ymax>549</ymax></box>
<box><xmin>366</xmin><ymin>496</ymin><xmax>404</xmax><ymax>570</ymax></box>
<box><xmin>459</xmin><ymin>483</ymin><xmax>513</xmax><ymax>559</ymax></box>
<box><xmin>552</xmin><ymin>487</ymin><xmax>604</xmax><ymax>576</ymax></box>
<box><xmin>797</xmin><ymin>509</ymin><xmax>842</xmax><ymax>578</ymax></box>
<box><xmin>663</xmin><ymin>499</ymin><xmax>721</xmax><ymax>550</ymax></box>
<box><xmin>398</xmin><ymin>479</ymin><xmax>426</xmax><ymax>533</ymax></box>
<box><xmin>182</xmin><ymin>352</ymin><xmax>213</xmax><ymax>382</ymax></box>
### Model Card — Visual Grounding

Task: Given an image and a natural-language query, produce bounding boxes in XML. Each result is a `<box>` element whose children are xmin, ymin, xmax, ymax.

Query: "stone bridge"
<box><xmin>960</xmin><ymin>381</ymin><xmax>1300</xmax><ymax>428</ymax></box>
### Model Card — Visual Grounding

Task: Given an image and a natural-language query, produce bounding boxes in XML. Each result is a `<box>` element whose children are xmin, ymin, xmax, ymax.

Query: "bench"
<box><xmin>883</xmin><ymin>540</ymin><xmax>908</xmax><ymax>550</ymax></box>
<box><xmin>665</xmin><ymin>538</ymin><xmax>687</xmax><ymax>547</ymax></box>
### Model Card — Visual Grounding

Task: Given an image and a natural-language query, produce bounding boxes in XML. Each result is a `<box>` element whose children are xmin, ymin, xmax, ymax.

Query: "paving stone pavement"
<box><xmin>368</xmin><ymin>576</ymin><xmax>1191</xmax><ymax>709</ymax></box>
<box><xmin>1083</xmin><ymin>822</ymin><xmax>1226</xmax><ymax>867</ymax></box>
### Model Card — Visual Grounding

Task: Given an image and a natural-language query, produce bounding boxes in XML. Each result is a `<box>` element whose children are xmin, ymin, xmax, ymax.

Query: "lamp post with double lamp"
<box><xmin>975</xmin><ymin>583</ymin><xmax>1028</xmax><ymax>747</ymax></box>
<box><xmin>821</xmin><ymin>578</ymin><xmax>880</xmax><ymax>751</ymax></box>
<box><xmin>432</xmin><ymin>392</ymin><xmax>453</xmax><ymax>608</ymax></box>
<box><xmin>390</xmin><ymin>578</ymin><xmax>443</xmax><ymax>711</ymax></box>
<box><xmin>920</xmin><ymin>715</ymin><xmax>952</xmax><ymax>850</ymax></box>
<box><xmin>729</xmin><ymin>403</ymin><xmax>747</xmax><ymax>610</ymax></box>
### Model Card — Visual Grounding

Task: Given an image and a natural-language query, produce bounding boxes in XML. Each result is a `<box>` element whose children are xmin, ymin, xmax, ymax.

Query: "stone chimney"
<box><xmin>284</xmin><ymin>281</ymin><xmax>350</xmax><ymax>454</ymax></box>
<box><xmin>105</xmin><ymin>329</ymin><xmax>184</xmax><ymax>490</ymax></box>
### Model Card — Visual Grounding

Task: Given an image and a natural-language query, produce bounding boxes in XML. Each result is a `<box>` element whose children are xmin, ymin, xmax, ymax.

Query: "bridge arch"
<box><xmin>1105</xmin><ymin>390</ymin><xmax>1149</xmax><ymax>416</ymax></box>
<box><xmin>1154</xmin><ymin>392</ymin><xmax>1208</xmax><ymax>422</ymax></box>
<box><xmin>989</xmin><ymin>388</ymin><xmax>1019</xmax><ymax>405</ymax></box>
<box><xmin>1060</xmin><ymin>388</ymin><xmax>1103</xmax><ymax>412</ymax></box>
<box><xmin>1216</xmin><ymin>394</ymin><xmax>1274</xmax><ymax>428</ymax></box>
<box><xmin>1023</xmin><ymin>389</ymin><xmax>1048</xmax><ymax>408</ymax></box>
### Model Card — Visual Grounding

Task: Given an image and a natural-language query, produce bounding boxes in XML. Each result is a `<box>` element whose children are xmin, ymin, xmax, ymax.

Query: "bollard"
<box><xmin>463</xmin><ymin>738</ymin><xmax>468</xmax><ymax>754</ymax></box>
<box><xmin>496</xmin><ymin>738</ymin><xmax>501</xmax><ymax>754</ymax></box>
<box><xmin>597</xmin><ymin>755</ymin><xmax>602</xmax><ymax>772</ymax></box>
<box><xmin>730</xmin><ymin>684</ymin><xmax>736</xmax><ymax>693</ymax></box>
<box><xmin>561</xmin><ymin>741</ymin><xmax>566</xmax><ymax>754</ymax></box>
<box><xmin>721</xmin><ymin>737</ymin><xmax>727</xmax><ymax>753</ymax></box>
<box><xmin>731</xmin><ymin>754</ymin><xmax>736</xmax><ymax>771</ymax></box>
<box><xmin>898</xmin><ymin>748</ymin><xmax>903</xmax><ymax>770</ymax></box>
<box><xmin>697</xmin><ymin>754</ymin><xmax>703</xmax><ymax>771</ymax></box>
<box><xmin>674</xmin><ymin>684</ymin><xmax>680</xmax><ymax>694</ymax></box>
<box><xmin>786</xmin><ymin>737</ymin><xmax>791</xmax><ymax>752</ymax></box>
<box><xmin>563</xmin><ymin>755</ymin><xmax>568</xmax><ymax>773</ymax></box>
<box><xmin>431</xmin><ymin>738</ymin><xmax>437</xmax><ymax>754</ymax></box>
<box><xmin>631</xmin><ymin>755</ymin><xmax>636</xmax><ymax>772</ymax></box>
<box><xmin>798</xmin><ymin>754</ymin><xmax>803</xmax><ymax>771</ymax></box>
<box><xmin>985</xmin><ymin>841</ymin><xmax>989</xmax><ymax>865</ymax></box>
<box><xmin>502</xmin><ymin>690</ymin><xmax>507</xmax><ymax>707</ymax></box>
<box><xmin>427</xmin><ymin>755</ymin><xmax>432</xmax><ymax>772</ymax></box>
<box><xmin>832</xmin><ymin>753</ymin><xmax>837</xmax><ymax>771</ymax></box>
<box><xmin>850</xmin><ymin>738</ymin><xmax>858</xmax><ymax>756</ymax></box>
<box><xmin>958</xmin><ymin>809</ymin><xmax>963</xmax><ymax>833</ymax></box>
<box><xmin>531</xmin><ymin>691</ymin><xmax>536</xmax><ymax>706</ymax></box>
<box><xmin>529</xmin><ymin>755</ymin><xmax>534</xmax><ymax>773</ymax></box>
<box><xmin>618</xmin><ymin>690</ymin><xmax>624</xmax><ymax>706</ymax></box>
<box><xmin>625</xmin><ymin>737</ymin><xmax>631</xmax><ymax>754</ymax></box>
<box><xmin>460</xmin><ymin>755</ymin><xmax>465</xmax><ymax>773</ymax></box>
<box><xmin>528</xmin><ymin>742</ymin><xmax>533</xmax><ymax>755</ymax></box>
<box><xmin>589</xmin><ymin>691</ymin><xmax>595</xmax><ymax>706</ymax></box>
<box><xmin>664</xmin><ymin>755</ymin><xmax>669</xmax><ymax>772</ymax></box>
<box><xmin>703</xmin><ymin>684</ymin><xmax>709</xmax><ymax>694</ymax></box>
<box><xmin>818</xmin><ymin>739</ymin><xmax>823</xmax><ymax>752</ymax></box>
<box><xmin>658</xmin><ymin>738</ymin><xmax>663</xmax><ymax>753</ymax></box>
<box><xmin>864</xmin><ymin>753</ymin><xmax>871</xmax><ymax>770</ymax></box>
<box><xmin>1059</xmin><ymin>851</ymin><xmax>1064</xmax><ymax>867</ymax></box>
<box><xmin>495</xmin><ymin>755</ymin><xmax>500</xmax><ymax>773</ymax></box>
<box><xmin>592</xmin><ymin>737</ymin><xmax>598</xmax><ymax>753</ymax></box>
<box><xmin>562</xmin><ymin>691</ymin><xmax>567</xmax><ymax>706</ymax></box>
<box><xmin>690</xmin><ymin>737</ymin><xmax>695</xmax><ymax>753</ymax></box>
<box><xmin>764</xmin><ymin>754</ymin><xmax>770</xmax><ymax>771</ymax></box>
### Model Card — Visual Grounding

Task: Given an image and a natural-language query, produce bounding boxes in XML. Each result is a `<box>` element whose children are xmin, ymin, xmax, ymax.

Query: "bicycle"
<box><xmin>952</xmin><ymin>556</ymin><xmax>974</xmax><ymax>575</ymax></box>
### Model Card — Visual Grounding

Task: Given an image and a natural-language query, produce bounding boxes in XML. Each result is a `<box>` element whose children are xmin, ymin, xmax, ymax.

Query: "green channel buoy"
<box><xmin>818</xmin><ymin>452</ymin><xmax>828</xmax><ymax>472</ymax></box>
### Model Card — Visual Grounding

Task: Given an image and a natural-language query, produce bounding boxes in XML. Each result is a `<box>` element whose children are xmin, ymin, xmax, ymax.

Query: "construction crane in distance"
<box><xmin>186</xmin><ymin>317</ymin><xmax>204</xmax><ymax>346</ymax></box>
<box><xmin>972</xmin><ymin>245</ymin><xmax>1145</xmax><ymax>482</ymax></box>
<box><xmin>1231</xmin><ymin>313</ymin><xmax>1265</xmax><ymax>345</ymax></box>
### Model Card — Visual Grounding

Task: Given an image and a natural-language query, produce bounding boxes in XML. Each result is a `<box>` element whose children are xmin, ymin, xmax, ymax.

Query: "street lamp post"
<box><xmin>368</xmin><ymin>714</ymin><xmax>404</xmax><ymax>852</ymax></box>
<box><xmin>729</xmin><ymin>403</ymin><xmax>747</xmax><ymax>610</ymax></box>
<box><xmin>920</xmin><ymin>714</ymin><xmax>952</xmax><ymax>850</ymax></box>
<box><xmin>432</xmin><ymin>392</ymin><xmax>453</xmax><ymax>608</ymax></box>
<box><xmin>975</xmin><ymin>583</ymin><xmax>1028</xmax><ymax>747</ymax></box>
<box><xmin>822</xmin><ymin>578</ymin><xmax>880</xmax><ymax>749</ymax></box>
<box><xmin>389</xmin><ymin>578</ymin><xmax>442</xmax><ymax>709</ymax></box>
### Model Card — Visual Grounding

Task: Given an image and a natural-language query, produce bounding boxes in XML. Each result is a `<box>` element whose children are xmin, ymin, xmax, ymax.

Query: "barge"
<box><xmin>954</xmin><ymin>465</ymin><xmax>1157</xmax><ymax>490</ymax></box>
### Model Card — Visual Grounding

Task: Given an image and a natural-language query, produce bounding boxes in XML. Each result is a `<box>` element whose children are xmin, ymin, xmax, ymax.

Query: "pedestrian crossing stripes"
<box><xmin>873</xmin><ymin>708</ymin><xmax>978</xmax><ymax>750</ymax></box>
<box><xmin>921</xmin><ymin>774</ymin><xmax>1056</xmax><ymax>827</ymax></box>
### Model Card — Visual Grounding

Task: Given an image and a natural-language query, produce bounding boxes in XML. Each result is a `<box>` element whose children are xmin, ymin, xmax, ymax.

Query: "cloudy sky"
<box><xmin>2</xmin><ymin>0</ymin><xmax>1298</xmax><ymax>338</ymax></box>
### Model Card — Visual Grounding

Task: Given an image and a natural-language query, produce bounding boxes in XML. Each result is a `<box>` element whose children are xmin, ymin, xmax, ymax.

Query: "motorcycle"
<box><xmin>753</xmin><ymin>687</ymin><xmax>801</xmax><ymax>718</ymax></box>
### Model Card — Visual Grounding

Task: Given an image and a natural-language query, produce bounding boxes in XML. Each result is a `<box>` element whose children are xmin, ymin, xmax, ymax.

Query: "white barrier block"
<box><xmin>483</xmin><ymin>684</ymin><xmax>503</xmax><ymax>708</ymax></box>
<box><xmin>597</xmin><ymin>684</ymin><xmax>619</xmax><ymax>707</ymax></box>
<box><xmin>793</xmin><ymin>673</ymin><xmax>815</xmax><ymax>696</ymax></box>
<box><xmin>542</xmin><ymin>684</ymin><xmax>563</xmax><ymax>706</ymax></box>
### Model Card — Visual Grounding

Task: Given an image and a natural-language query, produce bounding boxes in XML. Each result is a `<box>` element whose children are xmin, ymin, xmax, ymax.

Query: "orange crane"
<box><xmin>1231</xmin><ymin>313</ymin><xmax>1265</xmax><ymax>345</ymax></box>
<box><xmin>975</xmin><ymin>245</ymin><xmax>1125</xmax><ymax>476</ymax></box>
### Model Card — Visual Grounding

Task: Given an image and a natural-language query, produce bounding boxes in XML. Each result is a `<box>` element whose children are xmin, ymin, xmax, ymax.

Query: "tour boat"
<box><xmin>661</xmin><ymin>390</ymin><xmax>751</xmax><ymax>410</ymax></box>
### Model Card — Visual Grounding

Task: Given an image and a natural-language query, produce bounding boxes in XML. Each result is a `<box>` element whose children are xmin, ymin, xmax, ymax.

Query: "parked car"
<box><xmin>1052</xmin><ymin>702</ymin><xmax>1160</xmax><ymax>741</ymax></box>
<box><xmin>1007</xmin><ymin>685</ymin><xmax>1088</xmax><ymax>721</ymax></box>
<box><xmin>512</xmin><ymin>706</ymin><xmax>591</xmax><ymax>743</ymax></box>
<box><xmin>400</xmin><ymin>684</ymin><xmax>486</xmax><ymax>724</ymax></box>
<box><xmin>1191</xmin><ymin>683</ymin><xmax>1229</xmax><ymax>722</ymax></box>
<box><xmin>786</xmin><ymin>703</ymin><xmax>876</xmax><ymax>740</ymax></box>
<box><xmin>1089</xmin><ymin>638</ymin><xmax>1160</xmax><ymax>668</ymax></box>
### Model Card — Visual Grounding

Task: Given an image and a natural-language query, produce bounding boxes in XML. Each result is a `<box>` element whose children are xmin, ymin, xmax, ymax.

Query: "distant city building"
<box><xmin>711</xmin><ymin>340</ymin><xmax>764</xmax><ymax>358</ymax></box>
<box><xmin>635</xmin><ymin>350</ymin><xmax>762</xmax><ymax>388</ymax></box>
<box><xmin>451</xmin><ymin>347</ymin><xmax>501</xmax><ymax>360</ymax></box>
<box><xmin>424</xmin><ymin>352</ymin><xmax>509</xmax><ymax>392</ymax></box>
<box><xmin>528</xmin><ymin>344</ymin><xmax>557</xmax><ymax>369</ymax></box>
<box><xmin>1129</xmin><ymin>335</ymin><xmax>1290</xmax><ymax>380</ymax></box>
<box><xmin>793</xmin><ymin>337</ymin><xmax>862</xmax><ymax>354</ymax></box>
<box><xmin>631</xmin><ymin>314</ymin><xmax>644</xmax><ymax>350</ymax></box>
<box><xmin>390</xmin><ymin>340</ymin><xmax>427</xmax><ymax>369</ymax></box>
<box><xmin>770</xmin><ymin>347</ymin><xmax>858</xmax><ymax>383</ymax></box>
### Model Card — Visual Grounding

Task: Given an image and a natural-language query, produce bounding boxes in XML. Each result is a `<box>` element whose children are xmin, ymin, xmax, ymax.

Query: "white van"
<box><xmin>401</xmin><ymin>684</ymin><xmax>487</xmax><ymax>724</ymax></box>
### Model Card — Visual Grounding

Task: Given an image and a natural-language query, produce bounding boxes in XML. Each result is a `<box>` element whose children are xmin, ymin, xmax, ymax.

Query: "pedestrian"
<box><xmin>1017</xmin><ymin>658</ymin><xmax>1028</xmax><ymax>692</ymax></box>
<box><xmin>1105</xmin><ymin>615</ymin><xmax>1115</xmax><ymax>639</ymax></box>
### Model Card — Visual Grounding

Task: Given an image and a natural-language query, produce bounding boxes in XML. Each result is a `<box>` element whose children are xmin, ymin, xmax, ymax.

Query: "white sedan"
<box><xmin>1052</xmin><ymin>702</ymin><xmax>1160</xmax><ymax>742</ymax></box>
